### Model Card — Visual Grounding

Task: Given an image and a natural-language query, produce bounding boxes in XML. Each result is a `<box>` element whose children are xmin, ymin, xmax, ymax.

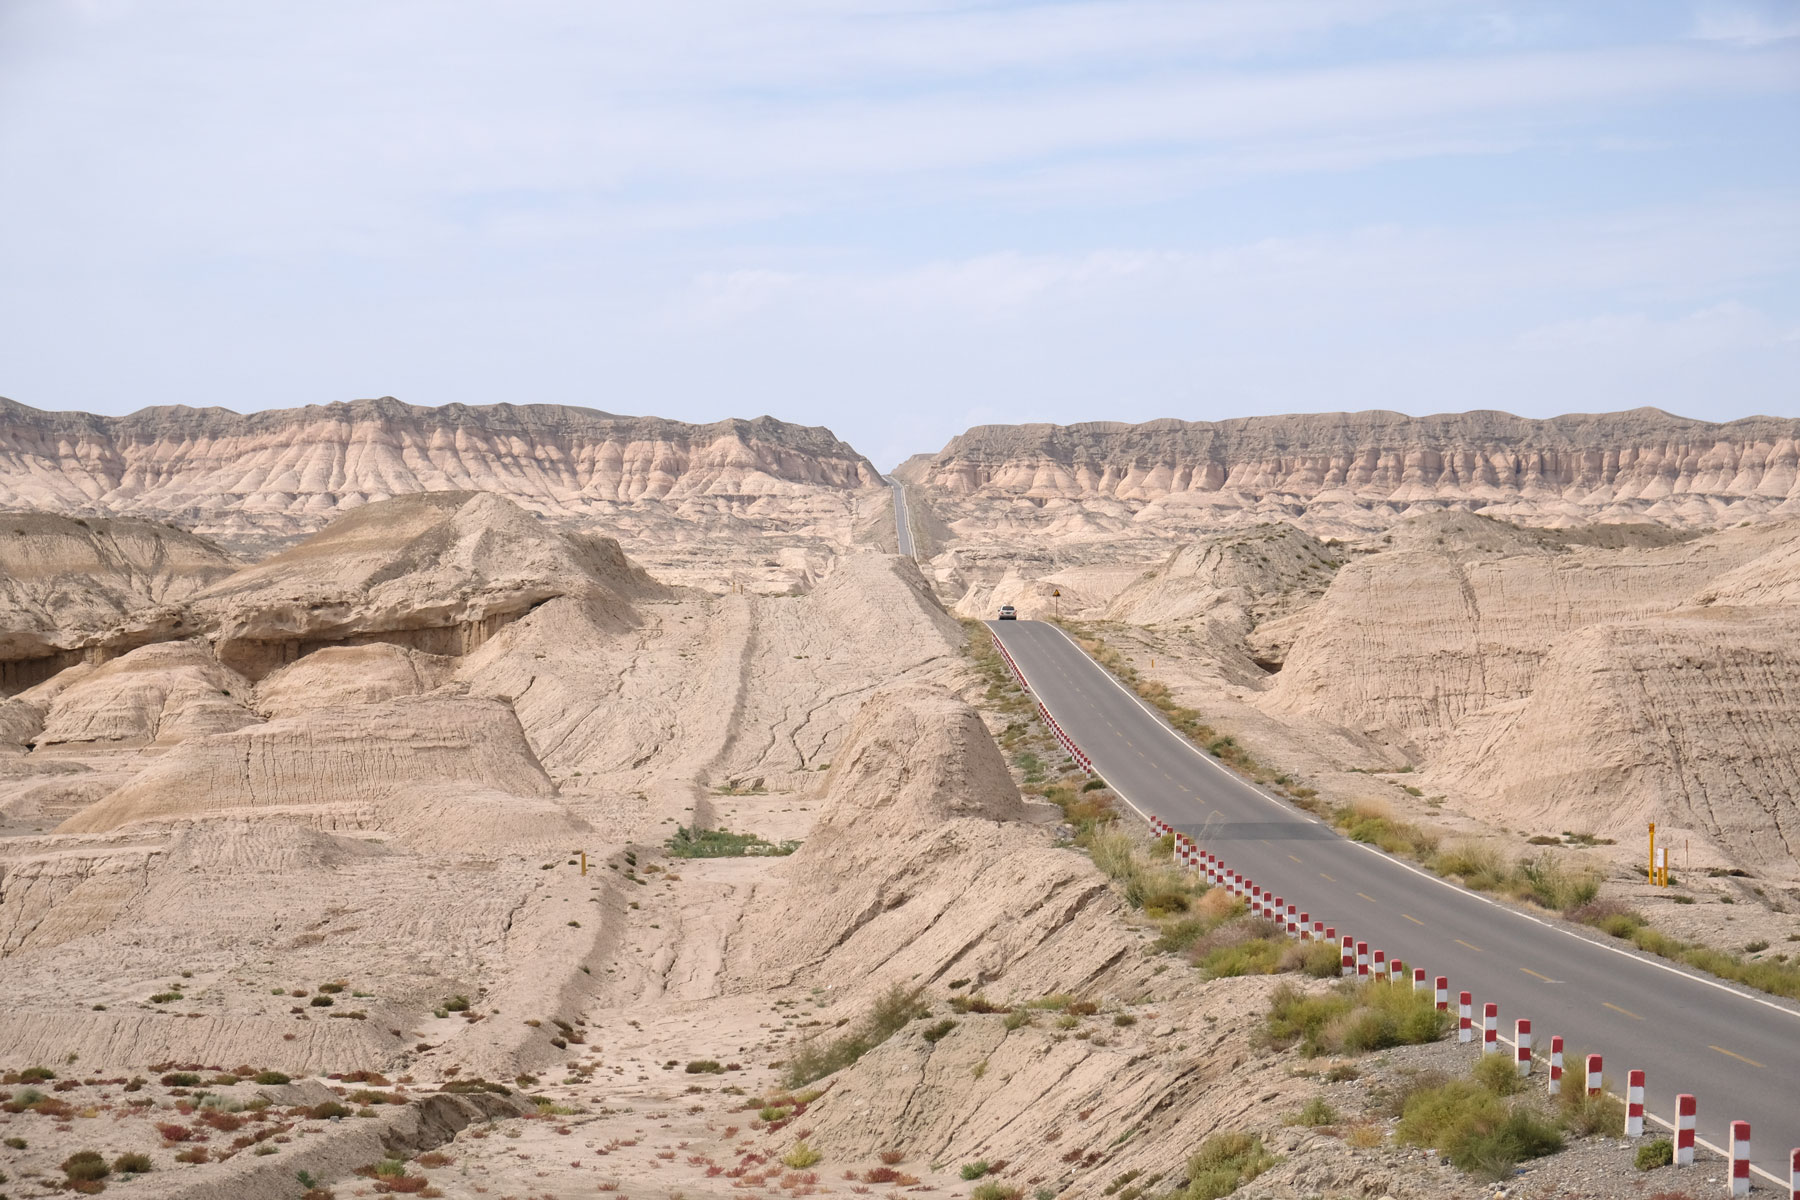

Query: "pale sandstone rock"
<box><xmin>58</xmin><ymin>694</ymin><xmax>555</xmax><ymax>833</ymax></box>
<box><xmin>910</xmin><ymin>408</ymin><xmax>1800</xmax><ymax>541</ymax></box>
<box><xmin>0</xmin><ymin>394</ymin><xmax>884</xmax><ymax>553</ymax></box>
<box><xmin>33</xmin><ymin>639</ymin><xmax>258</xmax><ymax>748</ymax></box>
<box><xmin>255</xmin><ymin>642</ymin><xmax>453</xmax><ymax>719</ymax></box>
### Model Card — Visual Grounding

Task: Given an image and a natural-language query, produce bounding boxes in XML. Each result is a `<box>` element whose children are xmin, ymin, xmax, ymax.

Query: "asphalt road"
<box><xmin>989</xmin><ymin>618</ymin><xmax>1800</xmax><ymax>1179</ymax></box>
<box><xmin>893</xmin><ymin>483</ymin><xmax>916</xmax><ymax>559</ymax></box>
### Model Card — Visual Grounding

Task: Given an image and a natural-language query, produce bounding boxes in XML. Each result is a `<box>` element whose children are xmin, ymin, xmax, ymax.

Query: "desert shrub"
<box><xmin>1198</xmin><ymin>937</ymin><xmax>1285</xmax><ymax>978</ymax></box>
<box><xmin>1281</xmin><ymin>939</ymin><xmax>1346</xmax><ymax>979</ymax></box>
<box><xmin>112</xmin><ymin>1153</ymin><xmax>153</xmax><ymax>1174</ymax></box>
<box><xmin>921</xmin><ymin>1019</ymin><xmax>957</xmax><ymax>1044</ymax></box>
<box><xmin>666</xmin><ymin>825</ymin><xmax>799</xmax><ymax>858</ymax></box>
<box><xmin>1637</xmin><ymin>1139</ymin><xmax>1674</xmax><ymax>1170</ymax></box>
<box><xmin>1512</xmin><ymin>852</ymin><xmax>1601</xmax><ymax>912</ymax></box>
<box><xmin>252</xmin><ymin>1071</ymin><xmax>291</xmax><ymax>1085</ymax></box>
<box><xmin>149</xmin><ymin>991</ymin><xmax>182</xmax><ymax>1003</ymax></box>
<box><xmin>1262</xmin><ymin>980</ymin><xmax>1451</xmax><ymax>1057</ymax></box>
<box><xmin>784</xmin><ymin>983</ymin><xmax>927</xmax><ymax>1087</ymax></box>
<box><xmin>308</xmin><ymin>1100</ymin><xmax>353</xmax><ymax>1120</ymax></box>
<box><xmin>1569</xmin><ymin>899</ymin><xmax>1648</xmax><ymax>938</ymax></box>
<box><xmin>1335</xmin><ymin>801</ymin><xmax>1439</xmax><ymax>859</ymax></box>
<box><xmin>685</xmin><ymin>1060</ymin><xmax>724</xmax><ymax>1074</ymax></box>
<box><xmin>960</xmin><ymin>1161</ymin><xmax>991</xmax><ymax>1180</ymax></box>
<box><xmin>310</xmin><ymin>995</ymin><xmax>334</xmax><ymax>1007</ymax></box>
<box><xmin>174</xmin><ymin>1146</ymin><xmax>209</xmax><ymax>1164</ymax></box>
<box><xmin>443</xmin><ymin>995</ymin><xmax>470</xmax><ymax>1013</ymax></box>
<box><xmin>1471</xmin><ymin>1052</ymin><xmax>1527</xmax><ymax>1096</ymax></box>
<box><xmin>971</xmin><ymin>1184</ymin><xmax>1024</xmax><ymax>1200</ymax></box>
<box><xmin>1290</xmin><ymin>1097</ymin><xmax>1337</xmax><ymax>1126</ymax></box>
<box><xmin>156</xmin><ymin>1122</ymin><xmax>192</xmax><ymax>1142</ymax></box>
<box><xmin>1557</xmin><ymin>1083</ymin><xmax>1624</xmax><ymax>1136</ymax></box>
<box><xmin>62</xmin><ymin>1151</ymin><xmax>111</xmax><ymax>1183</ymax></box>
<box><xmin>781</xmin><ymin>1141</ymin><xmax>822</xmax><ymax>1169</ymax></box>
<box><xmin>160</xmin><ymin>1072</ymin><xmax>202</xmax><ymax>1087</ymax></box>
<box><xmin>1396</xmin><ymin>1078</ymin><xmax>1562</xmax><ymax>1180</ymax></box>
<box><xmin>1113</xmin><ymin>1014</ymin><xmax>1137</xmax><ymax>1027</ymax></box>
<box><xmin>1177</xmin><ymin>1132</ymin><xmax>1275</xmax><ymax>1200</ymax></box>
<box><xmin>1433</xmin><ymin>841</ymin><xmax>1508</xmax><ymax>890</ymax></box>
<box><xmin>17</xmin><ymin>1067</ymin><xmax>54</xmax><ymax>1083</ymax></box>
<box><xmin>1003</xmin><ymin>1008</ymin><xmax>1031</xmax><ymax>1031</ymax></box>
<box><xmin>949</xmin><ymin>994</ymin><xmax>1007</xmax><ymax>1014</ymax></box>
<box><xmin>4</xmin><ymin>1136</ymin><xmax>26</xmax><ymax>1149</ymax></box>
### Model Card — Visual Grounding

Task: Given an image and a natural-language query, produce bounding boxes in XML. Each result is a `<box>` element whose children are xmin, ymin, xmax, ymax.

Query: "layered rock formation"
<box><xmin>0</xmin><ymin>395</ymin><xmax>885</xmax><ymax>553</ymax></box>
<box><xmin>904</xmin><ymin>408</ymin><xmax>1800</xmax><ymax>540</ymax></box>
<box><xmin>1260</xmin><ymin>513</ymin><xmax>1800</xmax><ymax>871</ymax></box>
<box><xmin>0</xmin><ymin>511</ymin><xmax>237</xmax><ymax>690</ymax></box>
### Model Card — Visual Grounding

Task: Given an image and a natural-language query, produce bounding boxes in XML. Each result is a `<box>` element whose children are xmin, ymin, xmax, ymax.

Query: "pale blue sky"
<box><xmin>1</xmin><ymin>1</ymin><xmax>1796</xmax><ymax>469</ymax></box>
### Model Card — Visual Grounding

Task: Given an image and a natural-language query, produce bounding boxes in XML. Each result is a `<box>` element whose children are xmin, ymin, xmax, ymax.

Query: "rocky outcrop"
<box><xmin>58</xmin><ymin>694</ymin><xmax>557</xmax><ymax>833</ymax></box>
<box><xmin>0</xmin><ymin>510</ymin><xmax>237</xmax><ymax>689</ymax></box>
<box><xmin>190</xmin><ymin>490</ymin><xmax>658</xmax><ymax>679</ymax></box>
<box><xmin>913</xmin><ymin>408</ymin><xmax>1800</xmax><ymax>536</ymax></box>
<box><xmin>728</xmin><ymin>684</ymin><xmax>1139</xmax><ymax>1002</ymax></box>
<box><xmin>0</xmin><ymin>395</ymin><xmax>885</xmax><ymax>551</ymax></box>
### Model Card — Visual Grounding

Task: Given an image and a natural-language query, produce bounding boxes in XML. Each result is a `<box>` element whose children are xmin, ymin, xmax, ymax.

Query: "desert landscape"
<box><xmin>1</xmin><ymin>400</ymin><xmax>1797</xmax><ymax>1200</ymax></box>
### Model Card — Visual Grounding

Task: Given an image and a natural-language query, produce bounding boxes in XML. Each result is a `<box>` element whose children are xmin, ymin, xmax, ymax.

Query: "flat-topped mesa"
<box><xmin>0</xmin><ymin>395</ymin><xmax>885</xmax><ymax>550</ymax></box>
<box><xmin>913</xmin><ymin>408</ymin><xmax>1800</xmax><ymax>528</ymax></box>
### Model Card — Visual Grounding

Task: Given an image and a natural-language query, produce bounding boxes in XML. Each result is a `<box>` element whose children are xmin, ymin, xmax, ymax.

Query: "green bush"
<box><xmin>1198</xmin><ymin>937</ymin><xmax>1286</xmax><ymax>978</ymax></box>
<box><xmin>1396</xmin><ymin>1078</ymin><xmax>1562</xmax><ymax>1180</ymax></box>
<box><xmin>783</xmin><ymin>1142</ymin><xmax>822</xmax><ymax>1168</ymax></box>
<box><xmin>252</xmin><ymin>1071</ymin><xmax>290</xmax><ymax>1085</ymax></box>
<box><xmin>685</xmin><ymin>1060</ymin><xmax>724</xmax><ymax>1074</ymax></box>
<box><xmin>960</xmin><ymin>1161</ymin><xmax>991</xmax><ymax>1180</ymax></box>
<box><xmin>1177</xmin><ymin>1132</ymin><xmax>1275</xmax><ymax>1200</ymax></box>
<box><xmin>784</xmin><ymin>984</ymin><xmax>927</xmax><ymax>1087</ymax></box>
<box><xmin>666</xmin><ymin>825</ymin><xmax>799</xmax><ymax>858</ymax></box>
<box><xmin>922</xmin><ymin>1019</ymin><xmax>957</xmax><ymax>1044</ymax></box>
<box><xmin>1290</xmin><ymin>1097</ymin><xmax>1337</xmax><ymax>1126</ymax></box>
<box><xmin>61</xmin><ymin>1151</ymin><xmax>111</xmax><ymax>1183</ymax></box>
<box><xmin>1556</xmin><ymin>1084</ymin><xmax>1624</xmax><ymax>1136</ymax></box>
<box><xmin>1636</xmin><ymin>1139</ymin><xmax>1674</xmax><ymax>1170</ymax></box>
<box><xmin>113</xmin><ymin>1152</ymin><xmax>153</xmax><ymax>1174</ymax></box>
<box><xmin>1511</xmin><ymin>852</ymin><xmax>1600</xmax><ymax>912</ymax></box>
<box><xmin>971</xmin><ymin>1184</ymin><xmax>1024</xmax><ymax>1200</ymax></box>
<box><xmin>1262</xmin><ymin>980</ymin><xmax>1452</xmax><ymax>1057</ymax></box>
<box><xmin>1471</xmin><ymin>1051</ymin><xmax>1527</xmax><ymax>1096</ymax></box>
<box><xmin>160</xmin><ymin>1072</ymin><xmax>202</xmax><ymax>1087</ymax></box>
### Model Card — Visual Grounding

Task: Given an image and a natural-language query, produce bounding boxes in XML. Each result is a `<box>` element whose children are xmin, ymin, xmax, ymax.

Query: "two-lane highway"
<box><xmin>893</xmin><ymin>483</ymin><xmax>917</xmax><ymax>559</ymax></box>
<box><xmin>990</xmin><ymin>618</ymin><xmax>1800</xmax><ymax>1175</ymax></box>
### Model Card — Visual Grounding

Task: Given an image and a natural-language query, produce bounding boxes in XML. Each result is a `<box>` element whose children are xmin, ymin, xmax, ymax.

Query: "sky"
<box><xmin>1</xmin><ymin>1</ymin><xmax>1797</xmax><ymax>470</ymax></box>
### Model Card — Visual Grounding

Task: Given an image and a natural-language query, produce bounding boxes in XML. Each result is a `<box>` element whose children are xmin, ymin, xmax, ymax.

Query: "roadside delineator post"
<box><xmin>1458</xmin><ymin>992</ymin><xmax>1472</xmax><ymax>1042</ymax></box>
<box><xmin>1673</xmin><ymin>1093</ymin><xmax>1695</xmax><ymax>1165</ymax></box>
<box><xmin>1585</xmin><ymin>1054</ymin><xmax>1603</xmax><ymax>1096</ymax></box>
<box><xmin>1515</xmin><ymin>1019</ymin><xmax>1532</xmax><ymax>1076</ymax></box>
<box><xmin>1434</xmin><ymin>976</ymin><xmax>1448</xmax><ymax>1010</ymax></box>
<box><xmin>1356</xmin><ymin>942</ymin><xmax>1370</xmax><ymax>977</ymax></box>
<box><xmin>1786</xmin><ymin>1146</ymin><xmax>1796</xmax><ymax>1200</ymax></box>
<box><xmin>1729</xmin><ymin>1121</ymin><xmax>1751</xmax><ymax>1197</ymax></box>
<box><xmin>1285</xmin><ymin>903</ymin><xmax>1298</xmax><ymax>936</ymax></box>
<box><xmin>1341</xmin><ymin>936</ymin><xmax>1354</xmax><ymax>977</ymax></box>
<box><xmin>1548</xmin><ymin>1036</ymin><xmax>1564</xmax><ymax>1096</ymax></box>
<box><xmin>1626</xmin><ymin>1070</ymin><xmax>1646</xmax><ymax>1136</ymax></box>
<box><xmin>1390</xmin><ymin>957</ymin><xmax>1404</xmax><ymax>983</ymax></box>
<box><xmin>1482</xmin><ymin>1002</ymin><xmax>1499</xmax><ymax>1054</ymax></box>
<box><xmin>1371</xmin><ymin>948</ymin><xmax>1385</xmax><ymax>978</ymax></box>
<box><xmin>1300</xmin><ymin>914</ymin><xmax>1312</xmax><ymax>939</ymax></box>
<box><xmin>1412</xmin><ymin>967</ymin><xmax>1427</xmax><ymax>993</ymax></box>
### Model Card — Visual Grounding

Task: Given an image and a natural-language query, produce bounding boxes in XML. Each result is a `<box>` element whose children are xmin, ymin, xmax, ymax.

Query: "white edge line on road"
<box><xmin>1032</xmin><ymin>621</ymin><xmax>1800</xmax><ymax>1027</ymax></box>
<box><xmin>1002</xmin><ymin>624</ymin><xmax>1793</xmax><ymax>1186</ymax></box>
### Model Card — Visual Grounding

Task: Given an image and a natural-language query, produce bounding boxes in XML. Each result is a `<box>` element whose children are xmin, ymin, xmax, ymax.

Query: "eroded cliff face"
<box><xmin>908</xmin><ymin>408</ymin><xmax>1800</xmax><ymax>539</ymax></box>
<box><xmin>0</xmin><ymin>396</ymin><xmax>885</xmax><ymax>555</ymax></box>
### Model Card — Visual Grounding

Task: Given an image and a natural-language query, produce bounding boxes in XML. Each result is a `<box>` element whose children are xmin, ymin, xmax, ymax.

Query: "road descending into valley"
<box><xmin>988</xmin><ymin>618</ymin><xmax>1800</xmax><ymax>1178</ymax></box>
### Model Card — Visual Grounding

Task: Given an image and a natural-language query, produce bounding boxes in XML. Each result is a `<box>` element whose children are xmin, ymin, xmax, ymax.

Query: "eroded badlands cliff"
<box><xmin>900</xmin><ymin>408</ymin><xmax>1800</xmax><ymax>541</ymax></box>
<box><xmin>0</xmin><ymin>396</ymin><xmax>886</xmax><ymax>571</ymax></box>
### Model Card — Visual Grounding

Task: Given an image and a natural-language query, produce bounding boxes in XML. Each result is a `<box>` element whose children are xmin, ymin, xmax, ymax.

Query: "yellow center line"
<box><xmin>1709</xmin><ymin>1045</ymin><xmax>1765</xmax><ymax>1068</ymax></box>
<box><xmin>1520</xmin><ymin>968</ymin><xmax>1554</xmax><ymax>983</ymax></box>
<box><xmin>1288</xmin><ymin>855</ymin><xmax>1303</xmax><ymax>865</ymax></box>
<box><xmin>1318</xmin><ymin>872</ymin><xmax>1335</xmax><ymax>882</ymax></box>
<box><xmin>1603</xmin><ymin>1002</ymin><xmax>1642</xmax><ymax>1020</ymax></box>
<box><xmin>1454</xmin><ymin>939</ymin><xmax>1484</xmax><ymax>953</ymax></box>
<box><xmin>1402</xmin><ymin>913</ymin><xmax>1425</xmax><ymax>926</ymax></box>
<box><xmin>1355</xmin><ymin>892</ymin><xmax>1377</xmax><ymax>903</ymax></box>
